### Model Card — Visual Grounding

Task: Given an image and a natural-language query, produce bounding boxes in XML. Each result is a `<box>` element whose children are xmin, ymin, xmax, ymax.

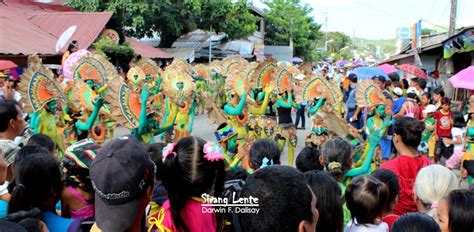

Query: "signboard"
<box><xmin>411</xmin><ymin>20</ymin><xmax>422</xmax><ymax>49</ymax></box>
<box><xmin>397</xmin><ymin>27</ymin><xmax>411</xmax><ymax>40</ymax></box>
<box><xmin>101</xmin><ymin>29</ymin><xmax>120</xmax><ymax>44</ymax></box>
<box><xmin>443</xmin><ymin>29</ymin><xmax>474</xmax><ymax>59</ymax></box>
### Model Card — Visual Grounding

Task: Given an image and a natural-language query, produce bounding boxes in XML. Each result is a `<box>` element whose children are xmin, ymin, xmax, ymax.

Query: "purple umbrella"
<box><xmin>336</xmin><ymin>60</ymin><xmax>349</xmax><ymax>67</ymax></box>
<box><xmin>353</xmin><ymin>60</ymin><xmax>364</xmax><ymax>67</ymax></box>
<box><xmin>292</xmin><ymin>57</ymin><xmax>303</xmax><ymax>63</ymax></box>
<box><xmin>449</xmin><ymin>66</ymin><xmax>474</xmax><ymax>90</ymax></box>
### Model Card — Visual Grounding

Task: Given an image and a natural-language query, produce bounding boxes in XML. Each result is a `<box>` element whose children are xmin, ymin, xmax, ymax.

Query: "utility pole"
<box><xmin>324</xmin><ymin>11</ymin><xmax>328</xmax><ymax>52</ymax></box>
<box><xmin>209</xmin><ymin>25</ymin><xmax>212</xmax><ymax>64</ymax></box>
<box><xmin>448</xmin><ymin>0</ymin><xmax>457</xmax><ymax>36</ymax></box>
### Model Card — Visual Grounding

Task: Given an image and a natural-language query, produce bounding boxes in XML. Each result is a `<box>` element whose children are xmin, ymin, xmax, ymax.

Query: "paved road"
<box><xmin>114</xmin><ymin>112</ymin><xmax>312</xmax><ymax>166</ymax></box>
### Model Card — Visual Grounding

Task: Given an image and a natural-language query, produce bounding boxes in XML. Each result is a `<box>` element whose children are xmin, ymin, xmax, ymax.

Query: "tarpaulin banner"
<box><xmin>443</xmin><ymin>29</ymin><xmax>474</xmax><ymax>59</ymax></box>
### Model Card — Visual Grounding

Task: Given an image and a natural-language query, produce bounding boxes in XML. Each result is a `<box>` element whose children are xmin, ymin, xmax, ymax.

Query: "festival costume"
<box><xmin>346</xmin><ymin>80</ymin><xmax>391</xmax><ymax>177</ymax></box>
<box><xmin>462</xmin><ymin>97</ymin><xmax>474</xmax><ymax>185</ymax></box>
<box><xmin>19</xmin><ymin>55</ymin><xmax>68</xmax><ymax>155</ymax></box>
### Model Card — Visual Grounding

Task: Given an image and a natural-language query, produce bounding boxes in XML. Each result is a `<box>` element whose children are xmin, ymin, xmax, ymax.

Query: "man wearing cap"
<box><xmin>346</xmin><ymin>73</ymin><xmax>363</xmax><ymax>129</ymax></box>
<box><xmin>90</xmin><ymin>135</ymin><xmax>155</xmax><ymax>232</ymax></box>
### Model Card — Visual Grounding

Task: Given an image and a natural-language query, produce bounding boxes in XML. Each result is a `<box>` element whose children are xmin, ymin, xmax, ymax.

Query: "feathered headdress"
<box><xmin>355</xmin><ymin>80</ymin><xmax>385</xmax><ymax>108</ymax></box>
<box><xmin>294</xmin><ymin>73</ymin><xmax>343</xmax><ymax>112</ymax></box>
<box><xmin>69</xmin><ymin>53</ymin><xmax>115</xmax><ymax>86</ymax></box>
<box><xmin>250</xmin><ymin>59</ymin><xmax>277</xmax><ymax>89</ymax></box>
<box><xmin>19</xmin><ymin>55</ymin><xmax>66</xmax><ymax>113</ymax></box>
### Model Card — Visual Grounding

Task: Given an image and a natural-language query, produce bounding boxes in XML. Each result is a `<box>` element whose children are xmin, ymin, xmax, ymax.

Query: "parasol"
<box><xmin>336</xmin><ymin>60</ymin><xmax>349</xmax><ymax>67</ymax></box>
<box><xmin>352</xmin><ymin>67</ymin><xmax>389</xmax><ymax>81</ymax></box>
<box><xmin>0</xmin><ymin>60</ymin><xmax>18</xmax><ymax>71</ymax></box>
<box><xmin>378</xmin><ymin>64</ymin><xmax>398</xmax><ymax>74</ymax></box>
<box><xmin>292</xmin><ymin>57</ymin><xmax>303</xmax><ymax>63</ymax></box>
<box><xmin>62</xmin><ymin>49</ymin><xmax>90</xmax><ymax>81</ymax></box>
<box><xmin>396</xmin><ymin>64</ymin><xmax>427</xmax><ymax>79</ymax></box>
<box><xmin>449</xmin><ymin>66</ymin><xmax>474</xmax><ymax>90</ymax></box>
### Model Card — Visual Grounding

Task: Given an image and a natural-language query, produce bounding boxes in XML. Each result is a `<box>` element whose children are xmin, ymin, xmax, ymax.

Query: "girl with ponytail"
<box><xmin>149</xmin><ymin>136</ymin><xmax>226</xmax><ymax>232</ymax></box>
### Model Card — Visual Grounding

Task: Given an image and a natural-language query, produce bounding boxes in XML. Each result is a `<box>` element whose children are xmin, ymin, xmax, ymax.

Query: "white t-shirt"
<box><xmin>451</xmin><ymin>127</ymin><xmax>465</xmax><ymax>151</ymax></box>
<box><xmin>345</xmin><ymin>219</ymin><xmax>389</xmax><ymax>232</ymax></box>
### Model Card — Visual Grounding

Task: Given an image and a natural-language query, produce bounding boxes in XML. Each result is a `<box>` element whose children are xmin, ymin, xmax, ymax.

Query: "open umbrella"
<box><xmin>449</xmin><ymin>66</ymin><xmax>474</xmax><ymax>90</ymax></box>
<box><xmin>336</xmin><ymin>60</ymin><xmax>349</xmax><ymax>67</ymax></box>
<box><xmin>0</xmin><ymin>60</ymin><xmax>18</xmax><ymax>71</ymax></box>
<box><xmin>397</xmin><ymin>64</ymin><xmax>427</xmax><ymax>79</ymax></box>
<box><xmin>378</xmin><ymin>64</ymin><xmax>398</xmax><ymax>74</ymax></box>
<box><xmin>353</xmin><ymin>60</ymin><xmax>364</xmax><ymax>67</ymax></box>
<box><xmin>292</xmin><ymin>57</ymin><xmax>303</xmax><ymax>63</ymax></box>
<box><xmin>62</xmin><ymin>49</ymin><xmax>90</xmax><ymax>81</ymax></box>
<box><xmin>352</xmin><ymin>67</ymin><xmax>389</xmax><ymax>81</ymax></box>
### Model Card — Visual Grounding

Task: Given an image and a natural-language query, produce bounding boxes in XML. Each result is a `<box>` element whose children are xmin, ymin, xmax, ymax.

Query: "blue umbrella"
<box><xmin>352</xmin><ymin>67</ymin><xmax>390</xmax><ymax>81</ymax></box>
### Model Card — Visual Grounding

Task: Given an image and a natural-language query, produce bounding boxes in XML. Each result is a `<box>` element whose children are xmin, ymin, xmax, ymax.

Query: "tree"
<box><xmin>263</xmin><ymin>0</ymin><xmax>322</xmax><ymax>61</ymax></box>
<box><xmin>68</xmin><ymin>0</ymin><xmax>258</xmax><ymax>48</ymax></box>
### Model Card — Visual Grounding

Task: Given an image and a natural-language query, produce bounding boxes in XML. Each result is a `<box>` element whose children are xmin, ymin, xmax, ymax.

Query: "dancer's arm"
<box><xmin>224</xmin><ymin>93</ymin><xmax>247</xmax><ymax>115</ymax></box>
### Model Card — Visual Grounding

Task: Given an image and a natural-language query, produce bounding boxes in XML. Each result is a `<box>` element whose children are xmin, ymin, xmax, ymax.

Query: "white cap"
<box><xmin>423</xmin><ymin>104</ymin><xmax>437</xmax><ymax>114</ymax></box>
<box><xmin>407</xmin><ymin>87</ymin><xmax>418</xmax><ymax>95</ymax></box>
<box><xmin>393</xmin><ymin>87</ymin><xmax>403</xmax><ymax>96</ymax></box>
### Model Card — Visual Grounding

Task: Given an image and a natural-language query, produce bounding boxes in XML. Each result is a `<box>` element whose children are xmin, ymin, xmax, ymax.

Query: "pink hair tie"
<box><xmin>203</xmin><ymin>142</ymin><xmax>224</xmax><ymax>162</ymax></box>
<box><xmin>430</xmin><ymin>201</ymin><xmax>439</xmax><ymax>209</ymax></box>
<box><xmin>162</xmin><ymin>142</ymin><xmax>177</xmax><ymax>162</ymax></box>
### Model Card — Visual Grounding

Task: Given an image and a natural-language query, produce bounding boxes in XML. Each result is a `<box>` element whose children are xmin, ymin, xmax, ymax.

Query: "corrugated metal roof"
<box><xmin>28</xmin><ymin>12</ymin><xmax>113</xmax><ymax>52</ymax></box>
<box><xmin>126</xmin><ymin>37</ymin><xmax>173</xmax><ymax>59</ymax></box>
<box><xmin>0</xmin><ymin>8</ymin><xmax>58</xmax><ymax>55</ymax></box>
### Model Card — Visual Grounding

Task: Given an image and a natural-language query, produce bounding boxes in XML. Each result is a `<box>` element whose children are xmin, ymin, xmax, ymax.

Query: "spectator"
<box><xmin>427</xmin><ymin>71</ymin><xmax>443</xmax><ymax>93</ymax></box>
<box><xmin>295</xmin><ymin>101</ymin><xmax>306</xmax><ymax>129</ymax></box>
<box><xmin>248</xmin><ymin>139</ymin><xmax>281</xmax><ymax>171</ymax></box>
<box><xmin>419</xmin><ymin>105</ymin><xmax>437</xmax><ymax>157</ymax></box>
<box><xmin>240</xmin><ymin>166</ymin><xmax>318</xmax><ymax>232</ymax></box>
<box><xmin>90</xmin><ymin>135</ymin><xmax>155</xmax><ymax>232</ymax></box>
<box><xmin>26</xmin><ymin>134</ymin><xmax>56</xmax><ymax>155</ymax></box>
<box><xmin>345</xmin><ymin>175</ymin><xmax>389</xmax><ymax>232</ymax></box>
<box><xmin>61</xmin><ymin>139</ymin><xmax>100</xmax><ymax>220</ymax></box>
<box><xmin>413</xmin><ymin>165</ymin><xmax>457</xmax><ymax>219</ymax></box>
<box><xmin>8</xmin><ymin>152</ymin><xmax>80</xmax><ymax>232</ymax></box>
<box><xmin>391</xmin><ymin>212</ymin><xmax>440</xmax><ymax>232</ymax></box>
<box><xmin>149</xmin><ymin>136</ymin><xmax>225</xmax><ymax>231</ymax></box>
<box><xmin>381</xmin><ymin>117</ymin><xmax>430</xmax><ymax>215</ymax></box>
<box><xmin>347</xmin><ymin>74</ymin><xmax>363</xmax><ymax>129</ymax></box>
<box><xmin>395</xmin><ymin>88</ymin><xmax>420</xmax><ymax>119</ymax></box>
<box><xmin>436</xmin><ymin>190</ymin><xmax>474</xmax><ymax>232</ymax></box>
<box><xmin>444</xmin><ymin>111</ymin><xmax>466</xmax><ymax>169</ymax></box>
<box><xmin>419</xmin><ymin>92</ymin><xmax>432</xmax><ymax>120</ymax></box>
<box><xmin>434</xmin><ymin>97</ymin><xmax>453</xmax><ymax>163</ymax></box>
<box><xmin>145</xmin><ymin>142</ymin><xmax>167</xmax><ymax>217</ymax></box>
<box><xmin>432</xmin><ymin>88</ymin><xmax>445</xmax><ymax>109</ymax></box>
<box><xmin>305</xmin><ymin>171</ymin><xmax>343</xmax><ymax>232</ymax></box>
<box><xmin>296</xmin><ymin>146</ymin><xmax>324</xmax><ymax>172</ymax></box>
<box><xmin>392</xmin><ymin>87</ymin><xmax>407</xmax><ymax>115</ymax></box>
<box><xmin>372</xmin><ymin>169</ymin><xmax>400</xmax><ymax>229</ymax></box>
<box><xmin>0</xmin><ymin>100</ymin><xmax>26</xmax><ymax>184</ymax></box>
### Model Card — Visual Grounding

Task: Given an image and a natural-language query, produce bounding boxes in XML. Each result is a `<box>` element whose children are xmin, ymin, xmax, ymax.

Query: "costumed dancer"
<box><xmin>462</xmin><ymin>96</ymin><xmax>474</xmax><ymax>185</ymax></box>
<box><xmin>248</xmin><ymin>60</ymin><xmax>277</xmax><ymax>140</ymax></box>
<box><xmin>345</xmin><ymin>80</ymin><xmax>392</xmax><ymax>177</ymax></box>
<box><xmin>192</xmin><ymin>64</ymin><xmax>210</xmax><ymax>115</ymax></box>
<box><xmin>19</xmin><ymin>55</ymin><xmax>69</xmax><ymax>155</ymax></box>
<box><xmin>274</xmin><ymin>89</ymin><xmax>297</xmax><ymax>165</ymax></box>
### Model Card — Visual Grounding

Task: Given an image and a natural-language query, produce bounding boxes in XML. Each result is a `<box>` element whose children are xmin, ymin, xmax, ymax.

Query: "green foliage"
<box><xmin>68</xmin><ymin>0</ymin><xmax>258</xmax><ymax>48</ymax></box>
<box><xmin>263</xmin><ymin>0</ymin><xmax>322</xmax><ymax>61</ymax></box>
<box><xmin>92</xmin><ymin>37</ymin><xmax>135</xmax><ymax>58</ymax></box>
<box><xmin>67</xmin><ymin>0</ymin><xmax>159</xmax><ymax>38</ymax></box>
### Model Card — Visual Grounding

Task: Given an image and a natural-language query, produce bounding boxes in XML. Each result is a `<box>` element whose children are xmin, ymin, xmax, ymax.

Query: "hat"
<box><xmin>90</xmin><ymin>135</ymin><xmax>155</xmax><ymax>231</ymax></box>
<box><xmin>348</xmin><ymin>73</ymin><xmax>357</xmax><ymax>82</ymax></box>
<box><xmin>215</xmin><ymin>123</ymin><xmax>237</xmax><ymax>143</ymax></box>
<box><xmin>372</xmin><ymin>75</ymin><xmax>387</xmax><ymax>83</ymax></box>
<box><xmin>422</xmin><ymin>104</ymin><xmax>437</xmax><ymax>114</ymax></box>
<box><xmin>407</xmin><ymin>87</ymin><xmax>418</xmax><ymax>95</ymax></box>
<box><xmin>392</xmin><ymin>87</ymin><xmax>403</xmax><ymax>96</ymax></box>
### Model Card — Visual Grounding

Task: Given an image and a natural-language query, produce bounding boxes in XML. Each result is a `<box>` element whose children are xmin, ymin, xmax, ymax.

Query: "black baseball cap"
<box><xmin>348</xmin><ymin>73</ymin><xmax>357</xmax><ymax>82</ymax></box>
<box><xmin>90</xmin><ymin>135</ymin><xmax>155</xmax><ymax>231</ymax></box>
<box><xmin>372</xmin><ymin>75</ymin><xmax>387</xmax><ymax>83</ymax></box>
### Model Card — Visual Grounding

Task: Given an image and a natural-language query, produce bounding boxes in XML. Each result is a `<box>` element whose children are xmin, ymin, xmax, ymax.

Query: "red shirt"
<box><xmin>434</xmin><ymin>110</ymin><xmax>452</xmax><ymax>137</ymax></box>
<box><xmin>382</xmin><ymin>214</ymin><xmax>400</xmax><ymax>229</ymax></box>
<box><xmin>381</xmin><ymin>155</ymin><xmax>430</xmax><ymax>215</ymax></box>
<box><xmin>419</xmin><ymin>105</ymin><xmax>426</xmax><ymax>120</ymax></box>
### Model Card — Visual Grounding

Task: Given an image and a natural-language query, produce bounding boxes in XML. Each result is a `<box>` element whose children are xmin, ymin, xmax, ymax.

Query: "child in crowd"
<box><xmin>296</xmin><ymin>146</ymin><xmax>324</xmax><ymax>172</ymax></box>
<box><xmin>240</xmin><ymin>166</ymin><xmax>318</xmax><ymax>232</ymax></box>
<box><xmin>9</xmin><ymin>152</ymin><xmax>81</xmax><ymax>232</ymax></box>
<box><xmin>26</xmin><ymin>134</ymin><xmax>56</xmax><ymax>155</ymax></box>
<box><xmin>432</xmin><ymin>88</ymin><xmax>445</xmax><ymax>109</ymax></box>
<box><xmin>145</xmin><ymin>142</ymin><xmax>167</xmax><ymax>218</ymax></box>
<box><xmin>345</xmin><ymin>175</ymin><xmax>389</xmax><ymax>232</ymax></box>
<box><xmin>436</xmin><ymin>190</ymin><xmax>474</xmax><ymax>232</ymax></box>
<box><xmin>413</xmin><ymin>165</ymin><xmax>457</xmax><ymax>220</ymax></box>
<box><xmin>305</xmin><ymin>171</ymin><xmax>343</xmax><ymax>232</ymax></box>
<box><xmin>434</xmin><ymin>97</ymin><xmax>452</xmax><ymax>163</ymax></box>
<box><xmin>247</xmin><ymin>139</ymin><xmax>281</xmax><ymax>172</ymax></box>
<box><xmin>444</xmin><ymin>111</ymin><xmax>466</xmax><ymax>169</ymax></box>
<box><xmin>149</xmin><ymin>137</ymin><xmax>225</xmax><ymax>231</ymax></box>
<box><xmin>391</xmin><ymin>212</ymin><xmax>440</xmax><ymax>232</ymax></box>
<box><xmin>371</xmin><ymin>169</ymin><xmax>399</xmax><ymax>229</ymax></box>
<box><xmin>61</xmin><ymin>139</ymin><xmax>99</xmax><ymax>220</ymax></box>
<box><xmin>419</xmin><ymin>92</ymin><xmax>432</xmax><ymax>120</ymax></box>
<box><xmin>419</xmin><ymin>105</ymin><xmax>436</xmax><ymax>158</ymax></box>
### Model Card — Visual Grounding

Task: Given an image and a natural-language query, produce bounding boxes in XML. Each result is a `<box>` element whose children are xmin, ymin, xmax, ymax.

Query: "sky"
<box><xmin>254</xmin><ymin>0</ymin><xmax>474</xmax><ymax>40</ymax></box>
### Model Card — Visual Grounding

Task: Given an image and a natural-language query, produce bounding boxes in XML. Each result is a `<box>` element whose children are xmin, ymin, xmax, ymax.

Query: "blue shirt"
<box><xmin>393</xmin><ymin>97</ymin><xmax>407</xmax><ymax>115</ymax></box>
<box><xmin>42</xmin><ymin>211</ymin><xmax>81</xmax><ymax>232</ymax></box>
<box><xmin>347</xmin><ymin>88</ymin><xmax>357</xmax><ymax>110</ymax></box>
